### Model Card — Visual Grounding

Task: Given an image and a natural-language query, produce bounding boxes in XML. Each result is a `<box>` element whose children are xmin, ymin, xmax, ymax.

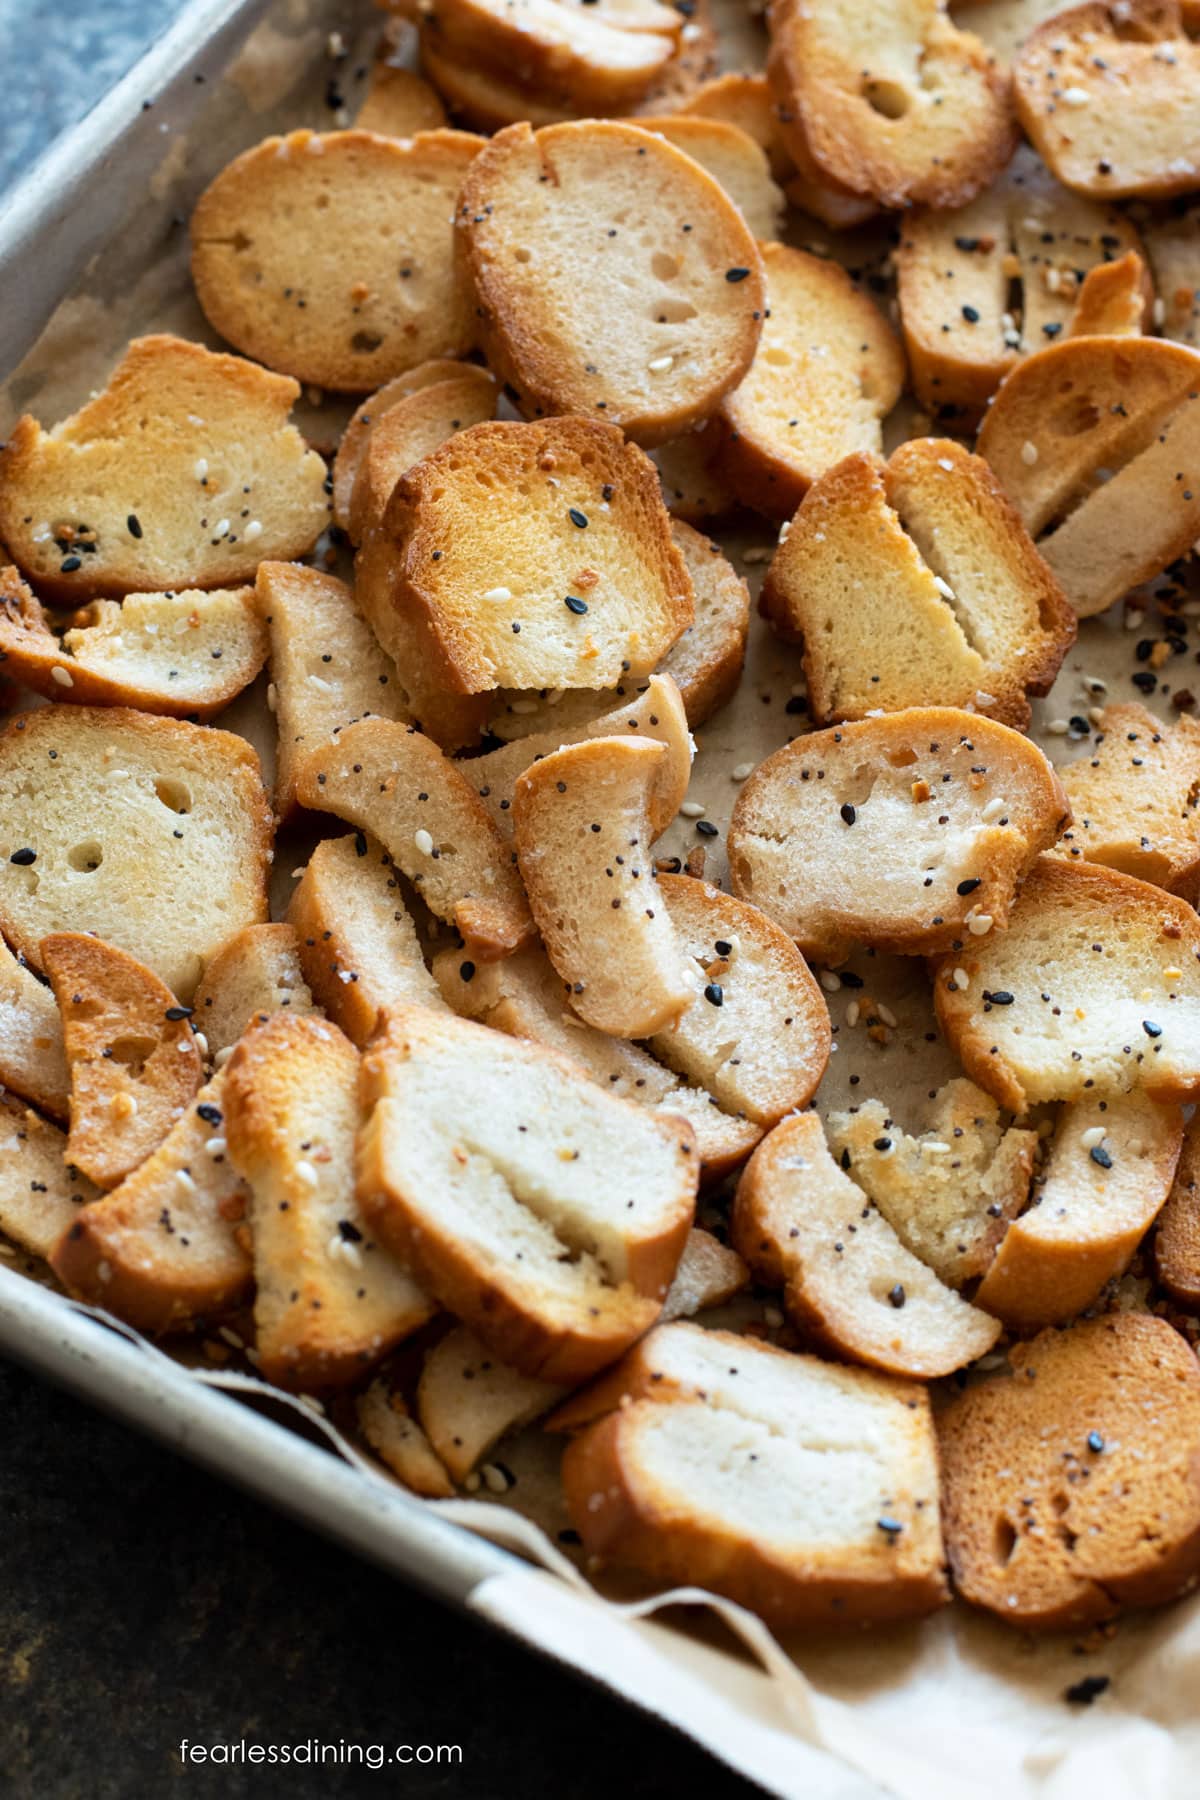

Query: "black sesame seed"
<box><xmin>888</xmin><ymin>1284</ymin><xmax>906</xmax><ymax>1309</ymax></box>
<box><xmin>785</xmin><ymin>695</ymin><xmax>808</xmax><ymax>715</ymax></box>
<box><xmin>1142</xmin><ymin>1019</ymin><xmax>1163</xmax><ymax>1038</ymax></box>
<box><xmin>1043</xmin><ymin>322</ymin><xmax>1063</xmax><ymax>338</ymax></box>
<box><xmin>956</xmin><ymin>877</ymin><xmax>981</xmax><ymax>895</ymax></box>
<box><xmin>873</xmin><ymin>1136</ymin><xmax>892</xmax><ymax>1152</ymax></box>
<box><xmin>567</xmin><ymin>507</ymin><xmax>588</xmax><ymax>529</ymax></box>
<box><xmin>704</xmin><ymin>982</ymin><xmax>724</xmax><ymax>1006</ymax></box>
<box><xmin>1131</xmin><ymin>671</ymin><xmax>1158</xmax><ymax>694</ymax></box>
<box><xmin>564</xmin><ymin>595</ymin><xmax>588</xmax><ymax>615</ymax></box>
<box><xmin>695</xmin><ymin>819</ymin><xmax>718</xmax><ymax>838</ymax></box>
<box><xmin>840</xmin><ymin>803</ymin><xmax>856</xmax><ymax>825</ymax></box>
<box><xmin>59</xmin><ymin>555</ymin><xmax>82</xmax><ymax>573</ymax></box>
<box><xmin>196</xmin><ymin>1103</ymin><xmax>223</xmax><ymax>1126</ymax></box>
<box><xmin>1064</xmin><ymin>1675</ymin><xmax>1109</xmax><ymax>1707</ymax></box>
<box><xmin>988</xmin><ymin>990</ymin><xmax>1015</xmax><ymax>1006</ymax></box>
<box><xmin>1087</xmin><ymin>1430</ymin><xmax>1105</xmax><ymax>1454</ymax></box>
<box><xmin>164</xmin><ymin>1006</ymin><xmax>193</xmax><ymax>1021</ymax></box>
<box><xmin>459</xmin><ymin>961</ymin><xmax>476</xmax><ymax>983</ymax></box>
<box><xmin>1089</xmin><ymin>1144</ymin><xmax>1113</xmax><ymax>1168</ymax></box>
<box><xmin>9</xmin><ymin>847</ymin><xmax>36</xmax><ymax>865</ymax></box>
<box><xmin>877</xmin><ymin>1516</ymin><xmax>903</xmax><ymax>1537</ymax></box>
<box><xmin>714</xmin><ymin>940</ymin><xmax>732</xmax><ymax>956</ymax></box>
<box><xmin>961</xmin><ymin>305</ymin><xmax>980</xmax><ymax>323</ymax></box>
<box><xmin>127</xmin><ymin>514</ymin><xmax>143</xmax><ymax>538</ymax></box>
<box><xmin>725</xmin><ymin>267</ymin><xmax>751</xmax><ymax>283</ymax></box>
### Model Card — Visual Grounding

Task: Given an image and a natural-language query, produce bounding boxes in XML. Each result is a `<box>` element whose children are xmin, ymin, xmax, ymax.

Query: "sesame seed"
<box><xmin>483</xmin><ymin>586</ymin><xmax>512</xmax><ymax>602</ymax></box>
<box><xmin>414</xmin><ymin>828</ymin><xmax>434</xmax><ymax>856</ymax></box>
<box><xmin>564</xmin><ymin>595</ymin><xmax>588</xmax><ymax>615</ymax></box>
<box><xmin>647</xmin><ymin>355</ymin><xmax>674</xmax><ymax>373</ymax></box>
<box><xmin>1061</xmin><ymin>85</ymin><xmax>1090</xmax><ymax>105</ymax></box>
<box><xmin>704</xmin><ymin>982</ymin><xmax>723</xmax><ymax>1006</ymax></box>
<box><xmin>9</xmin><ymin>848</ymin><xmax>35</xmax><ymax>866</ymax></box>
<box><xmin>1090</xmin><ymin>1144</ymin><xmax>1113</xmax><ymax>1169</ymax></box>
<box><xmin>244</xmin><ymin>519</ymin><xmax>263</xmax><ymax>542</ymax></box>
<box><xmin>1081</xmin><ymin>1126</ymin><xmax>1107</xmax><ymax>1149</ymax></box>
<box><xmin>680</xmin><ymin>801</ymin><xmax>705</xmax><ymax>818</ymax></box>
<box><xmin>967</xmin><ymin>912</ymin><xmax>994</xmax><ymax>935</ymax></box>
<box><xmin>1021</xmin><ymin>441</ymin><xmax>1039</xmax><ymax>467</ymax></box>
<box><xmin>819</xmin><ymin>970</ymin><xmax>842</xmax><ymax>993</ymax></box>
<box><xmin>725</xmin><ymin>267</ymin><xmax>751</xmax><ymax>283</ymax></box>
<box><xmin>194</xmin><ymin>458</ymin><xmax>208</xmax><ymax>481</ymax></box>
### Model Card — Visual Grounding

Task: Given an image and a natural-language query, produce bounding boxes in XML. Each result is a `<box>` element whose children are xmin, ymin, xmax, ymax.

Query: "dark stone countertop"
<box><xmin>0</xmin><ymin>7</ymin><xmax>767</xmax><ymax>1795</ymax></box>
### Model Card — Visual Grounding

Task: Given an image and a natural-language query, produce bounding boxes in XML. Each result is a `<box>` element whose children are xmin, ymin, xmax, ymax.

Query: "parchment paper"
<box><xmin>3</xmin><ymin>1</ymin><xmax>1200</xmax><ymax>1795</ymax></box>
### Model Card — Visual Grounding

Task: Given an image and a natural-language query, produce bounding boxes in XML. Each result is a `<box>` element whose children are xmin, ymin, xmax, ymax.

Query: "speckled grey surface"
<box><xmin>0</xmin><ymin>7</ymin><xmax>765</xmax><ymax>1795</ymax></box>
<box><xmin>0</xmin><ymin>0</ymin><xmax>192</xmax><ymax>190</ymax></box>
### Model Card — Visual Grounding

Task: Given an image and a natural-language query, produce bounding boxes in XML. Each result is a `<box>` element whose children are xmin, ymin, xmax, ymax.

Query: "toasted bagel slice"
<box><xmin>826</xmin><ymin>1079</ymin><xmax>1036</xmax><ymax>1289</ymax></box>
<box><xmin>727</xmin><ymin>709</ymin><xmax>1069</xmax><ymax>963</ymax></box>
<box><xmin>0</xmin><ymin>572</ymin><xmax>266</xmax><ymax>722</ymax></box>
<box><xmin>634</xmin><ymin>116</ymin><xmax>785</xmax><ymax>239</ymax></box>
<box><xmin>381</xmin><ymin>415</ymin><xmax>693</xmax><ymax>696</ymax></box>
<box><xmin>650</xmin><ymin>875</ymin><xmax>831</xmax><ymax>1130</ymax></box>
<box><xmin>554</xmin><ymin>1321</ymin><xmax>950</xmax><ymax>1629</ymax></box>
<box><xmin>976</xmin><ymin>337</ymin><xmax>1200</xmax><ymax>618</ymax></box>
<box><xmin>1145</xmin><ymin>208</ymin><xmax>1200</xmax><ymax>348</ymax></box>
<box><xmin>1155</xmin><ymin>1113</ymin><xmax>1200</xmax><ymax>1308</ymax></box>
<box><xmin>933</xmin><ymin>856</ymin><xmax>1200</xmax><ymax>1111</ymax></box>
<box><xmin>974</xmin><ymin>1090</ymin><xmax>1183</xmax><ymax>1330</ymax></box>
<box><xmin>356</xmin><ymin>1006</ymin><xmax>698</xmax><ymax>1383</ymax></box>
<box><xmin>897</xmin><ymin>148</ymin><xmax>1146</xmax><ymax>420</ymax></box>
<box><xmin>0</xmin><ymin>933</ymin><xmax>69</xmax><ymax>1121</ymax></box>
<box><xmin>732</xmin><ymin>1113</ymin><xmax>1002</xmax><ymax>1380</ymax></box>
<box><xmin>345</xmin><ymin>366</ymin><xmax>498</xmax><ymax>544</ymax></box>
<box><xmin>513</xmin><ymin>736</ymin><xmax>697</xmax><ymax>1037</ymax></box>
<box><xmin>332</xmin><ymin>359</ymin><xmax>472</xmax><ymax>530</ymax></box>
<box><xmin>456</xmin><ymin>121</ymin><xmax>765</xmax><ymax>447</ymax></box>
<box><xmin>294</xmin><ymin>716</ymin><xmax>535</xmax><ymax>961</ymax></box>
<box><xmin>939</xmin><ymin>1313</ymin><xmax>1200</xmax><ymax>1629</ymax></box>
<box><xmin>766</xmin><ymin>0</ymin><xmax>1018</xmax><ymax>212</ymax></box>
<box><xmin>258</xmin><ymin>561</ymin><xmax>410</xmax><ymax>820</ymax></box>
<box><xmin>470</xmin><ymin>671</ymin><xmax>692</xmax><ymax>837</ymax></box>
<box><xmin>651</xmin><ymin>424</ymin><xmax>735</xmax><ymax>526</ymax></box>
<box><xmin>191</xmin><ymin>129</ymin><xmax>483</xmax><ymax>391</ymax></box>
<box><xmin>658</xmin><ymin>521</ymin><xmax>748</xmax><ymax>726</ymax></box>
<box><xmin>288</xmin><ymin>832</ymin><xmax>447</xmax><ymax>1047</ymax></box>
<box><xmin>356</xmin><ymin>64</ymin><xmax>448</xmax><ymax>137</ymax></box>
<box><xmin>192</xmin><ymin>923</ymin><xmax>317</xmax><ymax>1059</ymax></box>
<box><xmin>0</xmin><ymin>1097</ymin><xmax>97</xmax><ymax>1262</ymax></box>
<box><xmin>1052</xmin><ymin>703</ymin><xmax>1200</xmax><ymax>901</ymax></box>
<box><xmin>0</xmin><ymin>707</ymin><xmax>271</xmax><ymax>1002</ymax></box>
<box><xmin>357</xmin><ymin>1378</ymin><xmax>455</xmax><ymax>1500</ymax></box>
<box><xmin>678</xmin><ymin>71</ymin><xmax>792</xmax><ymax>179</ymax></box>
<box><xmin>418</xmin><ymin>35</ymin><xmax>583</xmax><ymax>132</ymax></box>
<box><xmin>1067</xmin><ymin>251</ymin><xmax>1150</xmax><ymax>339</ymax></box>
<box><xmin>717</xmin><ymin>243</ymin><xmax>906</xmax><ymax>520</ymax></box>
<box><xmin>417</xmin><ymin>1324</ymin><xmax>567</xmax><ymax>1485</ymax></box>
<box><xmin>0</xmin><ymin>336</ymin><xmax>329</xmax><ymax>602</ymax></box>
<box><xmin>41</xmin><ymin>934</ymin><xmax>204</xmax><ymax>1192</ymax></box>
<box><xmin>1014</xmin><ymin>0</ymin><xmax>1200</xmax><ymax>199</ymax></box>
<box><xmin>225</xmin><ymin>1013</ymin><xmax>434</xmax><ymax>1390</ymax></box>
<box><xmin>432</xmin><ymin>941</ymin><xmax>763</xmax><ymax>1180</ymax></box>
<box><xmin>762</xmin><ymin>443</ymin><xmax>1076</xmax><ymax>731</ymax></box>
<box><xmin>48</xmin><ymin>1071</ymin><xmax>252</xmax><ymax>1332</ymax></box>
<box><xmin>424</xmin><ymin>0</ymin><xmax>677</xmax><ymax>111</ymax></box>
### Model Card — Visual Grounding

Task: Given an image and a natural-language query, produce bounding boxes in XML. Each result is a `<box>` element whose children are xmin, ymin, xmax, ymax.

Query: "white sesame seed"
<box><xmin>341</xmin><ymin>1238</ymin><xmax>363</xmax><ymax>1270</ymax></box>
<box><xmin>981</xmin><ymin>797</ymin><xmax>1008</xmax><ymax>823</ymax></box>
<box><xmin>193</xmin><ymin>1032</ymin><xmax>209</xmax><ymax>1059</ymax></box>
<box><xmin>647</xmin><ymin>355</ymin><xmax>674</xmax><ymax>373</ymax></box>
<box><xmin>266</xmin><ymin>682</ymin><xmax>278</xmax><ymax>713</ymax></box>
<box><xmin>1125</xmin><ymin>609</ymin><xmax>1145</xmax><ymax>632</ymax></box>
<box><xmin>952</xmin><ymin>967</ymin><xmax>970</xmax><ymax>990</ymax></box>
<box><xmin>937</xmin><ymin>458</ymin><xmax>954</xmax><ymax>472</ymax></box>
<box><xmin>967</xmin><ymin>912</ymin><xmax>994</xmax><ymax>936</ymax></box>
<box><xmin>1045</xmin><ymin>718</ymin><xmax>1070</xmax><ymax>735</ymax></box>
<box><xmin>1081</xmin><ymin>1125</ymin><xmax>1107</xmax><ymax>1149</ymax></box>
<box><xmin>924</xmin><ymin>1141</ymin><xmax>951</xmax><ymax>1155</ymax></box>
<box><xmin>244</xmin><ymin>519</ymin><xmax>263</xmax><ymax>542</ymax></box>
<box><xmin>680</xmin><ymin>800</ymin><xmax>705</xmax><ymax>818</ymax></box>
<box><xmin>819</xmin><ymin>970</ymin><xmax>842</xmax><ymax>993</ymax></box>
<box><xmin>1153</xmin><ymin>297</ymin><xmax>1166</xmax><ymax>327</ymax></box>
<box><xmin>307</xmin><ymin>674</ymin><xmax>333</xmax><ymax>692</ymax></box>
<box><xmin>218</xmin><ymin>1325</ymin><xmax>244</xmax><ymax>1350</ymax></box>
<box><xmin>481</xmin><ymin>1462</ymin><xmax>510</xmax><ymax>1493</ymax></box>
<box><xmin>214</xmin><ymin>1045</ymin><xmax>234</xmax><ymax>1068</ymax></box>
<box><xmin>845</xmin><ymin>1000</ymin><xmax>860</xmax><ymax>1027</ymax></box>
<box><xmin>731</xmin><ymin>762</ymin><xmax>754</xmax><ymax>782</ymax></box>
<box><xmin>213</xmin><ymin>518</ymin><xmax>230</xmax><ymax>540</ymax></box>
<box><xmin>337</xmin><ymin>969</ymin><xmax>354</xmax><ymax>984</ymax></box>
<box><xmin>933</xmin><ymin>575</ymin><xmax>956</xmax><ymax>601</ymax></box>
<box><xmin>508</xmin><ymin>698</ymin><xmax>539</xmax><ymax>715</ymax></box>
<box><xmin>1061</xmin><ymin>85</ymin><xmax>1090</xmax><ymax>105</ymax></box>
<box><xmin>296</xmin><ymin>1160</ymin><xmax>319</xmax><ymax>1188</ymax></box>
<box><xmin>194</xmin><ymin>458</ymin><xmax>208</xmax><ymax>482</ymax></box>
<box><xmin>877</xmin><ymin>1002</ymin><xmax>898</xmax><ymax>1027</ymax></box>
<box><xmin>204</xmin><ymin>1136</ymin><xmax>227</xmax><ymax>1157</ymax></box>
<box><xmin>50</xmin><ymin>665</ymin><xmax>74</xmax><ymax>687</ymax></box>
<box><xmin>1021</xmin><ymin>440</ymin><xmax>1039</xmax><ymax>467</ymax></box>
<box><xmin>175</xmin><ymin>1169</ymin><xmax>197</xmax><ymax>1194</ymax></box>
<box><xmin>414</xmin><ymin>828</ymin><xmax>435</xmax><ymax>856</ymax></box>
<box><xmin>1088</xmin><ymin>706</ymin><xmax>1106</xmax><ymax>728</ymax></box>
<box><xmin>483</xmin><ymin>587</ymin><xmax>512</xmax><ymax>603</ymax></box>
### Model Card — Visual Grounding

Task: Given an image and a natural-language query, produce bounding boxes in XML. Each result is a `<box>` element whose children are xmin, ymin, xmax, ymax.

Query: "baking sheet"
<box><xmin>2</xmin><ymin>1</ymin><xmax>1200</xmax><ymax>1795</ymax></box>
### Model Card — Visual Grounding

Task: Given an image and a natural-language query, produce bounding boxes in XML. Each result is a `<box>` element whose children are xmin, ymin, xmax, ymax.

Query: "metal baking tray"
<box><xmin>0</xmin><ymin>7</ymin><xmax>845</xmax><ymax>1794</ymax></box>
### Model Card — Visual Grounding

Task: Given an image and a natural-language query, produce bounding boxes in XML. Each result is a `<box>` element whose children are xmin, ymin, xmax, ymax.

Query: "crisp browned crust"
<box><xmin>332</xmin><ymin>360</ymin><xmax>470</xmax><ymax>530</ymax></box>
<box><xmin>0</xmin><ymin>336</ymin><xmax>329</xmax><ymax>602</ymax></box>
<box><xmin>192</xmin><ymin>922</ymin><xmax>316</xmax><ymax>1057</ymax></box>
<box><xmin>191</xmin><ymin>129</ymin><xmax>484</xmax><ymax>392</ymax></box>
<box><xmin>48</xmin><ymin>1072</ymin><xmax>253</xmax><ymax>1333</ymax></box>
<box><xmin>938</xmin><ymin>1314</ymin><xmax>1200</xmax><ymax>1629</ymax></box>
<box><xmin>0</xmin><ymin>931</ymin><xmax>69</xmax><ymax>1120</ymax></box>
<box><xmin>1052</xmin><ymin>703</ymin><xmax>1200</xmax><ymax>901</ymax></box>
<box><xmin>455</xmin><ymin>121</ymin><xmax>765</xmax><ymax>447</ymax></box>
<box><xmin>659</xmin><ymin>522</ymin><xmax>748</xmax><ymax>726</ymax></box>
<box><xmin>1155</xmin><ymin>1113</ymin><xmax>1200</xmax><ymax>1307</ymax></box>
<box><xmin>41</xmin><ymin>933</ymin><xmax>203</xmax><ymax>1192</ymax></box>
<box><xmin>1014</xmin><ymin>0</ymin><xmax>1200</xmax><ymax>199</ymax></box>
<box><xmin>1067</xmin><ymin>251</ymin><xmax>1151</xmax><ymax>338</ymax></box>
<box><xmin>346</xmin><ymin>367</ymin><xmax>498</xmax><ymax>544</ymax></box>
<box><xmin>424</xmin><ymin>0</ymin><xmax>678</xmax><ymax>113</ymax></box>
<box><xmin>0</xmin><ymin>1094</ymin><xmax>97</xmax><ymax>1260</ymax></box>
<box><xmin>355</xmin><ymin>64</ymin><xmax>448</xmax><ymax>137</ymax></box>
